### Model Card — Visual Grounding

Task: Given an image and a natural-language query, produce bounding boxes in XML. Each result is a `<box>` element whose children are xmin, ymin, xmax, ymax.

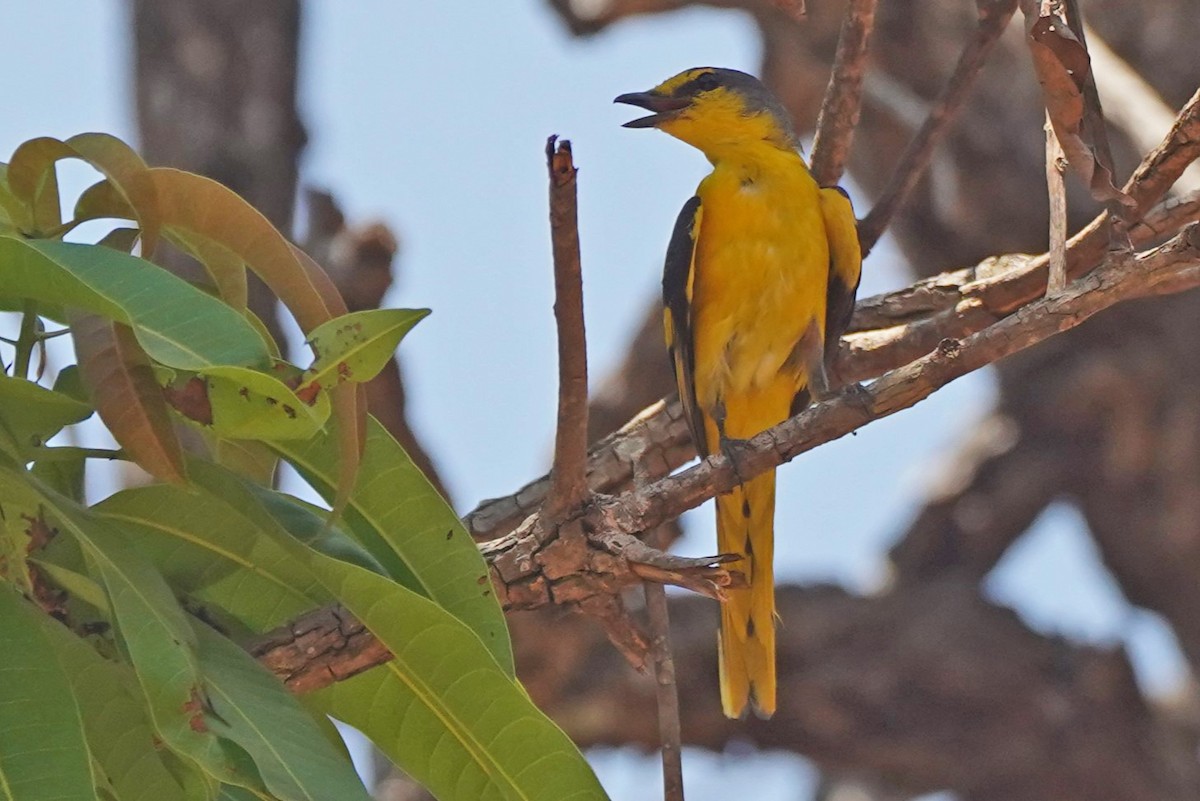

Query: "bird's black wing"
<box><xmin>662</xmin><ymin>195</ymin><xmax>708</xmax><ymax>456</ymax></box>
<box><xmin>819</xmin><ymin>186</ymin><xmax>863</xmax><ymax>373</ymax></box>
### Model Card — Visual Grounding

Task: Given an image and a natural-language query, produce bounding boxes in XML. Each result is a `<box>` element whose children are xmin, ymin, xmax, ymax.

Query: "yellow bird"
<box><xmin>616</xmin><ymin>67</ymin><xmax>861</xmax><ymax>718</ymax></box>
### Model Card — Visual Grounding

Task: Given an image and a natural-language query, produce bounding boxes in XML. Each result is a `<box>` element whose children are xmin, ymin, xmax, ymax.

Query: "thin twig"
<box><xmin>544</xmin><ymin>136</ymin><xmax>590</xmax><ymax>520</ymax></box>
<box><xmin>1046</xmin><ymin>113</ymin><xmax>1068</xmax><ymax>294</ymax></box>
<box><xmin>809</xmin><ymin>0</ymin><xmax>877</xmax><ymax>187</ymax></box>
<box><xmin>1130</xmin><ymin>189</ymin><xmax>1200</xmax><ymax>243</ymax></box>
<box><xmin>1084</xmin><ymin>24</ymin><xmax>1200</xmax><ymax>196</ymax></box>
<box><xmin>1124</xmin><ymin>87</ymin><xmax>1200</xmax><ymax>216</ymax></box>
<box><xmin>857</xmin><ymin>0</ymin><xmax>1019</xmax><ymax>255</ymax></box>
<box><xmin>645</xmin><ymin>534</ymin><xmax>685</xmax><ymax>801</ymax></box>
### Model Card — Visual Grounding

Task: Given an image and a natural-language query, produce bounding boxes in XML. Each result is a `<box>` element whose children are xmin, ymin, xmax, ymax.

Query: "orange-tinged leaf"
<box><xmin>8</xmin><ymin>137</ymin><xmax>65</xmax><ymax>232</ymax></box>
<box><xmin>95</xmin><ymin>227</ymin><xmax>141</xmax><ymax>253</ymax></box>
<box><xmin>325</xmin><ymin>383</ymin><xmax>367</xmax><ymax>523</ymax></box>
<box><xmin>9</xmin><ymin>134</ymin><xmax>162</xmax><ymax>247</ymax></box>
<box><xmin>73</xmin><ymin>178</ymin><xmax>136</xmax><ymax>224</ymax></box>
<box><xmin>0</xmin><ymin>163</ymin><xmax>31</xmax><ymax>231</ymax></box>
<box><xmin>164</xmin><ymin>228</ymin><xmax>250</xmax><ymax>312</ymax></box>
<box><xmin>148</xmin><ymin>168</ymin><xmax>341</xmax><ymax>332</ymax></box>
<box><xmin>70</xmin><ymin>313</ymin><xmax>187</xmax><ymax>484</ymax></box>
<box><xmin>65</xmin><ymin>133</ymin><xmax>162</xmax><ymax>255</ymax></box>
<box><xmin>7</xmin><ymin>136</ymin><xmax>70</xmax><ymax>231</ymax></box>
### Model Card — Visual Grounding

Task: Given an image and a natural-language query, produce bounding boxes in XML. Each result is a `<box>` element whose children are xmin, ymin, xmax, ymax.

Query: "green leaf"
<box><xmin>71</xmin><ymin>315</ymin><xmax>187</xmax><ymax>484</ymax></box>
<box><xmin>7</xmin><ymin>137</ymin><xmax>64</xmax><ymax>232</ymax></box>
<box><xmin>183</xmin><ymin>464</ymin><xmax>606</xmax><ymax>801</ymax></box>
<box><xmin>0</xmin><ymin>163</ymin><xmax>30</xmax><ymax>231</ymax></box>
<box><xmin>0</xmin><ymin>487</ymin><xmax>57</xmax><ymax>600</ymax></box>
<box><xmin>164</xmin><ymin>230</ymin><xmax>248</xmax><ymax>313</ymax></box>
<box><xmin>30</xmin><ymin>450</ymin><xmax>87</xmax><ymax>501</ymax></box>
<box><xmin>94</xmin><ymin>484</ymin><xmax>334</xmax><ymax>632</ymax></box>
<box><xmin>29</xmin><ymin>557</ymin><xmax>109</xmax><ymax>612</ymax></box>
<box><xmin>0</xmin><ymin>373</ymin><xmax>93</xmax><ymax>450</ymax></box>
<box><xmin>192</xmin><ymin>622</ymin><xmax>372</xmax><ymax>801</ymax></box>
<box><xmin>147</xmin><ymin>170</ymin><xmax>364</xmax><ymax>525</ymax></box>
<box><xmin>204</xmin><ymin>435</ymin><xmax>278</xmax><ymax>487</ymax></box>
<box><xmin>36</xmin><ymin>612</ymin><xmax>190</xmax><ymax>801</ymax></box>
<box><xmin>201</xmin><ymin>366</ymin><xmax>330</xmax><ymax>441</ymax></box>
<box><xmin>0</xmin><ymin>236</ymin><xmax>270</xmax><ymax>370</ymax></box>
<box><xmin>74</xmin><ymin>178</ymin><xmax>136</xmax><ymax>224</ymax></box>
<box><xmin>3</xmin><ymin>470</ymin><xmax>245</xmax><ymax>788</ymax></box>
<box><xmin>0</xmin><ymin>585</ymin><xmax>97</xmax><ymax>801</ymax></box>
<box><xmin>274</xmin><ymin>418</ymin><xmax>513</xmax><ymax>674</ymax></box>
<box><xmin>216</xmin><ymin>786</ymin><xmax>265</xmax><ymax>801</ymax></box>
<box><xmin>299</xmin><ymin>309</ymin><xmax>429</xmax><ymax>394</ymax></box>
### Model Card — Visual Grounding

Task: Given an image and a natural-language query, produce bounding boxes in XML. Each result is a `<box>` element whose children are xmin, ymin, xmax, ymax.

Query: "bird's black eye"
<box><xmin>695</xmin><ymin>73</ymin><xmax>719</xmax><ymax>92</ymax></box>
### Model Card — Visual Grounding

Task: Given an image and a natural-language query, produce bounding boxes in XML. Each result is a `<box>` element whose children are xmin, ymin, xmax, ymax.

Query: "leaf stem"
<box><xmin>13</xmin><ymin>300</ymin><xmax>39</xmax><ymax>379</ymax></box>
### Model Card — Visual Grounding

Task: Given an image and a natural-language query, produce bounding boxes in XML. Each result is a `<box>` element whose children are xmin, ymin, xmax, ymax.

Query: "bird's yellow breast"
<box><xmin>690</xmin><ymin>147</ymin><xmax>828</xmax><ymax>412</ymax></box>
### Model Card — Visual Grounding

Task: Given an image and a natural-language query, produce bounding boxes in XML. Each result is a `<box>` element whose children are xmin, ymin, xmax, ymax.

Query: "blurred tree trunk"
<box><xmin>131</xmin><ymin>0</ymin><xmax>305</xmax><ymax>345</ymax></box>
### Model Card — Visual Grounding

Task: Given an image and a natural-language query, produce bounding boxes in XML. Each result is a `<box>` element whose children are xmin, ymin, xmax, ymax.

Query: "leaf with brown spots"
<box><xmin>297</xmin><ymin>308</ymin><xmax>429</xmax><ymax>397</ymax></box>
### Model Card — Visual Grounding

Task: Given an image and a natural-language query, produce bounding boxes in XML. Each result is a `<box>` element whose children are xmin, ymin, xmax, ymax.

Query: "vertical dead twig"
<box><xmin>646</xmin><ymin>578</ymin><xmax>685</xmax><ymax>801</ymax></box>
<box><xmin>809</xmin><ymin>0</ymin><xmax>877</xmax><ymax>188</ymax></box>
<box><xmin>857</xmin><ymin>0</ymin><xmax>1019</xmax><ymax>255</ymax></box>
<box><xmin>544</xmin><ymin>136</ymin><xmax>590</xmax><ymax>520</ymax></box>
<box><xmin>1046</xmin><ymin>114</ymin><xmax>1068</xmax><ymax>293</ymax></box>
<box><xmin>543</xmin><ymin>136</ymin><xmax>687</xmax><ymax>798</ymax></box>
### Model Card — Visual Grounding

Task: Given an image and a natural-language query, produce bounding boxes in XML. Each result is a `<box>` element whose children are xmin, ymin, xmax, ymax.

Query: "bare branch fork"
<box><xmin>543</xmin><ymin>136</ymin><xmax>688</xmax><ymax>801</ymax></box>
<box><xmin>464</xmin><ymin>90</ymin><xmax>1200</xmax><ymax>545</ymax></box>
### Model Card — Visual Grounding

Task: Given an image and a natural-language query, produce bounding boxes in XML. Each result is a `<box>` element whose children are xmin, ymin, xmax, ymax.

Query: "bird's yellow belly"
<box><xmin>691</xmin><ymin>173</ymin><xmax>829</xmax><ymax>428</ymax></box>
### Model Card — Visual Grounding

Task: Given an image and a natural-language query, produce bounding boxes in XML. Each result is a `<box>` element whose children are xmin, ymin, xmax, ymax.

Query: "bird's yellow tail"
<box><xmin>716</xmin><ymin>468</ymin><xmax>776</xmax><ymax>719</ymax></box>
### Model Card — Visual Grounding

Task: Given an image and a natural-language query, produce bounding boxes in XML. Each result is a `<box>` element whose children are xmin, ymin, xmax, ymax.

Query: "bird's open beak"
<box><xmin>614</xmin><ymin>91</ymin><xmax>691</xmax><ymax>128</ymax></box>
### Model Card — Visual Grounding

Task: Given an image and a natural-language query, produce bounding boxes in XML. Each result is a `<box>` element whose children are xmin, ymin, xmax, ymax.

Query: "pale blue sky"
<box><xmin>1</xmin><ymin>2</ymin><xmax>1186</xmax><ymax>798</ymax></box>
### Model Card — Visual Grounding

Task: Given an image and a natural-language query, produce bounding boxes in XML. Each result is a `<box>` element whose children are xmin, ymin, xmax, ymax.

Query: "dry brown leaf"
<box><xmin>1024</xmin><ymin>1</ymin><xmax>1134</xmax><ymax>208</ymax></box>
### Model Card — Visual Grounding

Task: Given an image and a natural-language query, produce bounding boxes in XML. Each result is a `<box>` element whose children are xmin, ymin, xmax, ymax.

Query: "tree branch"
<box><xmin>857</xmin><ymin>0</ymin><xmax>1019</xmax><ymax>255</ymax></box>
<box><xmin>808</xmin><ymin>0</ymin><xmax>877</xmax><ymax>187</ymax></box>
<box><xmin>463</xmin><ymin>182</ymin><xmax>1200</xmax><ymax>545</ymax></box>
<box><xmin>251</xmin><ymin>226</ymin><xmax>1200</xmax><ymax>689</ymax></box>
<box><xmin>544</xmin><ymin>137</ymin><xmax>591</xmax><ymax>519</ymax></box>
